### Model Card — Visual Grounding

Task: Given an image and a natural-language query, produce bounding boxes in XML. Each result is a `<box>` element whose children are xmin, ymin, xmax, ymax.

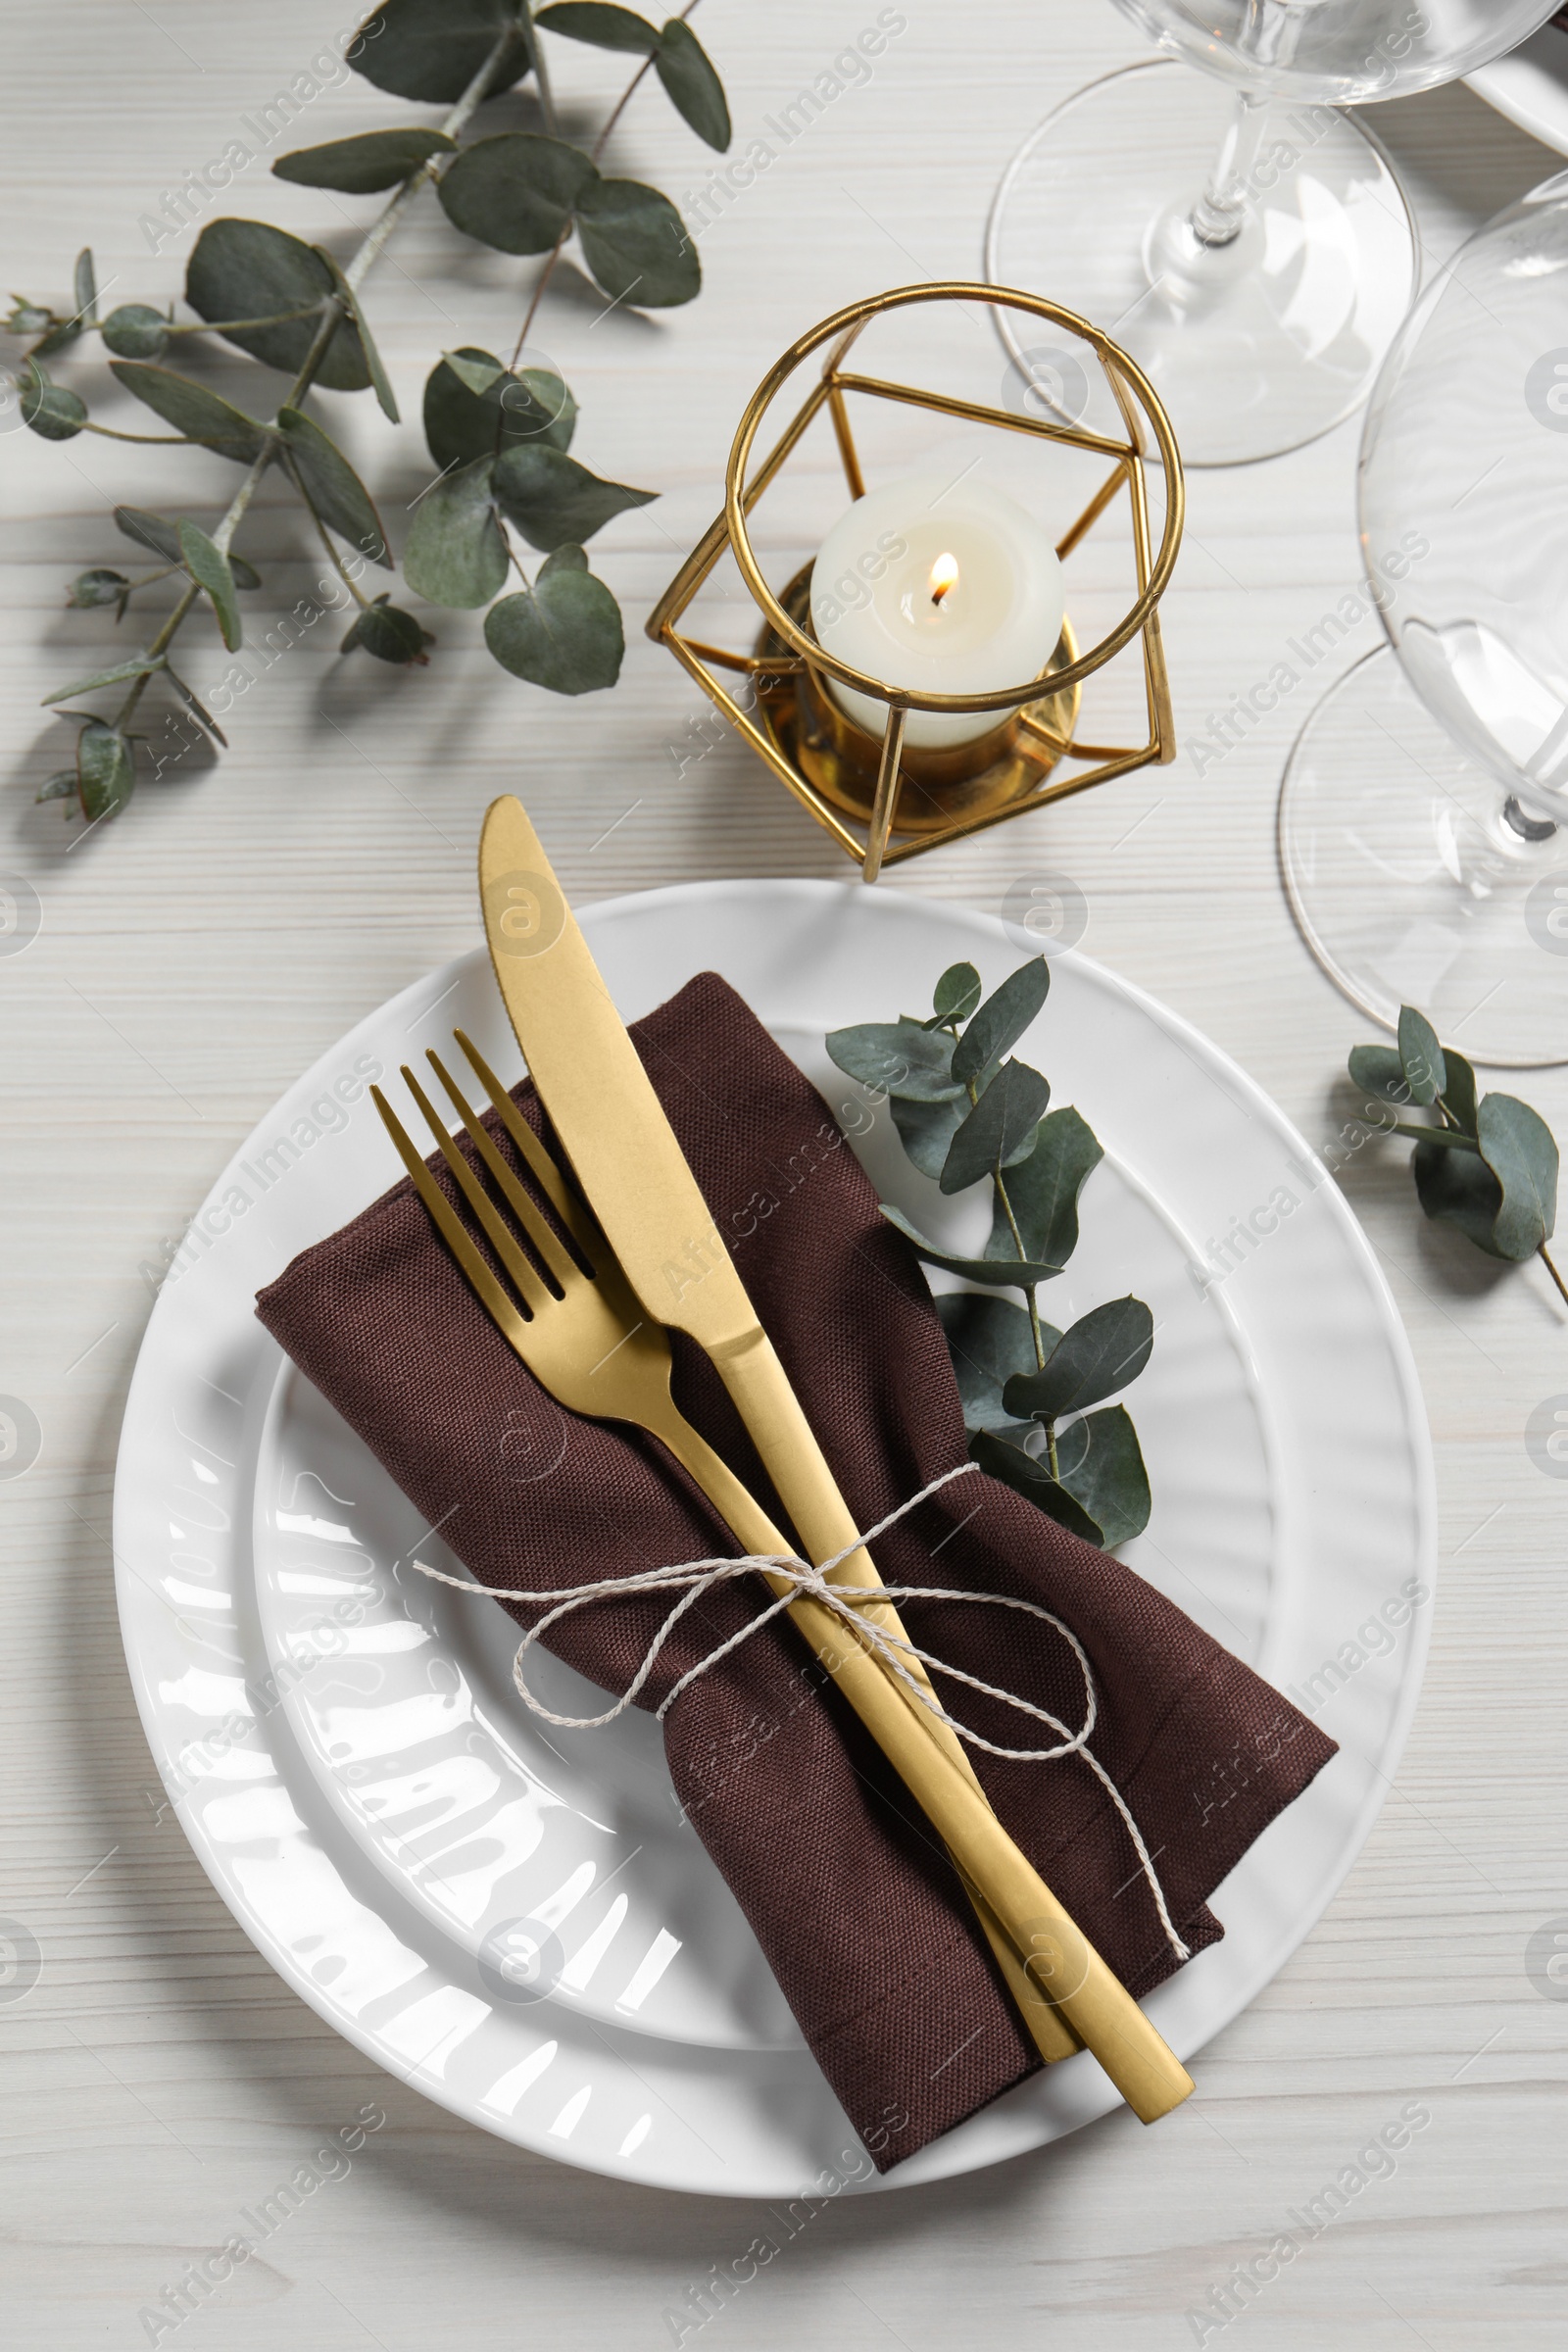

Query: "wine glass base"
<box><xmin>986</xmin><ymin>58</ymin><xmax>1418</xmax><ymax>467</ymax></box>
<box><xmin>1279</xmin><ymin>647</ymin><xmax>1568</xmax><ymax>1068</ymax></box>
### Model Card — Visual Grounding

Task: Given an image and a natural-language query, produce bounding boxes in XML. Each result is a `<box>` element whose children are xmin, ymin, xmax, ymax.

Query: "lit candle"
<box><xmin>808</xmin><ymin>472</ymin><xmax>1066</xmax><ymax>750</ymax></box>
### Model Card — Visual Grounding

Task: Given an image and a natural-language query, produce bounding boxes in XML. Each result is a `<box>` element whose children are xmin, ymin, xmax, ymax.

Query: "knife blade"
<box><xmin>477</xmin><ymin>794</ymin><xmax>1192</xmax><ymax>2123</ymax></box>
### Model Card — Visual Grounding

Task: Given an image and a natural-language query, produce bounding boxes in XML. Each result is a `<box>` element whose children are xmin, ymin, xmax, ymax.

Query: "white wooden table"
<box><xmin>3</xmin><ymin>5</ymin><xmax>1565</xmax><ymax>2345</ymax></box>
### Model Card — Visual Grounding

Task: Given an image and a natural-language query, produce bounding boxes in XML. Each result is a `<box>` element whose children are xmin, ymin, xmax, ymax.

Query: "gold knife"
<box><xmin>477</xmin><ymin>794</ymin><xmax>1193</xmax><ymax>2123</ymax></box>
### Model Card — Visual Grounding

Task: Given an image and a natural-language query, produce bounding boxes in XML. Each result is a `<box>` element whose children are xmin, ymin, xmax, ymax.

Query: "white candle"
<box><xmin>808</xmin><ymin>472</ymin><xmax>1066</xmax><ymax>750</ymax></box>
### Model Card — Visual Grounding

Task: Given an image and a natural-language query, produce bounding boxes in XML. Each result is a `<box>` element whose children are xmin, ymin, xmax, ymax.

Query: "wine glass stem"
<box><xmin>1190</xmin><ymin>91</ymin><xmax>1272</xmax><ymax>248</ymax></box>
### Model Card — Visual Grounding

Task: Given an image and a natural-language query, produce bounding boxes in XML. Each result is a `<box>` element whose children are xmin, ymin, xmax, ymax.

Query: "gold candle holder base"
<box><xmin>647</xmin><ymin>281</ymin><xmax>1184</xmax><ymax>882</ymax></box>
<box><xmin>756</xmin><ymin>564</ymin><xmax>1082</xmax><ymax>838</ymax></box>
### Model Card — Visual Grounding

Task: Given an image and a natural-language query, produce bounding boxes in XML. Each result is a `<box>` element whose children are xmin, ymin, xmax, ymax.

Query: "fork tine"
<box><xmin>398</xmin><ymin>1062</ymin><xmax>554</xmax><ymax>1316</ymax></box>
<box><xmin>371</xmin><ymin>1086</ymin><xmax>536</xmax><ymax>1354</ymax></box>
<box><xmin>453</xmin><ymin>1029</ymin><xmax>601</xmax><ymax>1265</ymax></box>
<box><xmin>425</xmin><ymin>1049</ymin><xmax>581</xmax><ymax>1295</ymax></box>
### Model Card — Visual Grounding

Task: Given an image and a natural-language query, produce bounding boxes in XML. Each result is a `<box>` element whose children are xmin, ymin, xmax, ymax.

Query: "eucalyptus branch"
<box><xmin>827</xmin><ymin>957</ymin><xmax>1155</xmax><ymax>1551</ymax></box>
<box><xmin>1348</xmin><ymin>1007</ymin><xmax>1562</xmax><ymax>1316</ymax></box>
<box><xmin>16</xmin><ymin>1</ymin><xmax>731</xmax><ymax>820</ymax></box>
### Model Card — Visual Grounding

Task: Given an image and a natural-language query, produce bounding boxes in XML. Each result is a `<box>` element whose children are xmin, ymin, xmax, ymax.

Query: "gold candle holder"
<box><xmin>647</xmin><ymin>282</ymin><xmax>1185</xmax><ymax>881</ymax></box>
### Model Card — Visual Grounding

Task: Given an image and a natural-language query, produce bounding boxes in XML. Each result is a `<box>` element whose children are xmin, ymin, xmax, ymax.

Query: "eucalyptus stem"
<box><xmin>298</xmin><ymin>474</ymin><xmax>372</xmax><ymax>610</ymax></box>
<box><xmin>81</xmin><ymin>425</ymin><xmax>202</xmax><ymax>444</ymax></box>
<box><xmin>100</xmin><ymin>30</ymin><xmax>513</xmax><ymax>745</ymax></box>
<box><xmin>518</xmin><ymin>3</ymin><xmax>560</xmax><ymax>138</ymax></box>
<box><xmin>1542</xmin><ymin>1243</ymin><xmax>1568</xmax><ymax>1309</ymax></box>
<box><xmin>954</xmin><ymin>1040</ymin><xmax>1048</xmax><ymax>1375</ymax></box>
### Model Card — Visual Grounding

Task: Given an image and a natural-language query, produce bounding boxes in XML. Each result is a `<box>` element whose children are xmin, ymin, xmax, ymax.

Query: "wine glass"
<box><xmin>987</xmin><ymin>2</ymin><xmax>1561</xmax><ymax>466</ymax></box>
<box><xmin>1278</xmin><ymin>171</ymin><xmax>1568</xmax><ymax>1068</ymax></box>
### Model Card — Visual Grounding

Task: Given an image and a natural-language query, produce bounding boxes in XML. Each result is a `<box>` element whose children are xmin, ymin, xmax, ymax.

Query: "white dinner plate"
<box><xmin>114</xmin><ymin>882</ymin><xmax>1436</xmax><ymax>2197</ymax></box>
<box><xmin>1469</xmin><ymin>24</ymin><xmax>1568</xmax><ymax>158</ymax></box>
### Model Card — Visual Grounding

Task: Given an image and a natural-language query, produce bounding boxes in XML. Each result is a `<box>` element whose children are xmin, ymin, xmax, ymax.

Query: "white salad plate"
<box><xmin>114</xmin><ymin>881</ymin><xmax>1436</xmax><ymax>2197</ymax></box>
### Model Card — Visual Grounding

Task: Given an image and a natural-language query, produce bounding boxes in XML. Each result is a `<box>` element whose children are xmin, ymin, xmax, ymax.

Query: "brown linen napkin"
<box><xmin>256</xmin><ymin>971</ymin><xmax>1336</xmax><ymax>2169</ymax></box>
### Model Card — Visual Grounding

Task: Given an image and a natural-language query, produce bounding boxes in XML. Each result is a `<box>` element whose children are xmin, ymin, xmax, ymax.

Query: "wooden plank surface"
<box><xmin>2</xmin><ymin>4</ymin><xmax>1565</xmax><ymax>2345</ymax></box>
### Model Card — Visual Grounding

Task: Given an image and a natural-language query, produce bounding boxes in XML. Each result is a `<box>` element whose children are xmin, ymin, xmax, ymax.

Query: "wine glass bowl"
<box><xmin>1279</xmin><ymin>173</ymin><xmax>1568</xmax><ymax>1067</ymax></box>
<box><xmin>1114</xmin><ymin>1</ymin><xmax>1565</xmax><ymax>107</ymax></box>
<box><xmin>1361</xmin><ymin>176</ymin><xmax>1568</xmax><ymax>831</ymax></box>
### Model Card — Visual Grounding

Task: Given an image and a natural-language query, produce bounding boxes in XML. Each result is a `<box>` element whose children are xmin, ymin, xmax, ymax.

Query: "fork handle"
<box><xmin>656</xmin><ymin>1342</ymin><xmax>1193</xmax><ymax>2124</ymax></box>
<box><xmin>642</xmin><ymin>1391</ymin><xmax>1079</xmax><ymax>2071</ymax></box>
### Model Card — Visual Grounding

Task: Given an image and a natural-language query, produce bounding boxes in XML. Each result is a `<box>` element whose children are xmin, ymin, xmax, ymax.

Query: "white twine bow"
<box><xmin>413</xmin><ymin>1458</ymin><xmax>1189</xmax><ymax>1963</ymax></box>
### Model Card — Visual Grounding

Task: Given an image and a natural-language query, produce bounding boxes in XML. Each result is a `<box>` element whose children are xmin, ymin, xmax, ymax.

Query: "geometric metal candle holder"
<box><xmin>646</xmin><ymin>281</ymin><xmax>1185</xmax><ymax>880</ymax></box>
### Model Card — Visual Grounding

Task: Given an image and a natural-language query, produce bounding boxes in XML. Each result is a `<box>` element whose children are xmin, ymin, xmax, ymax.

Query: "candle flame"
<box><xmin>928</xmin><ymin>551</ymin><xmax>959</xmax><ymax>608</ymax></box>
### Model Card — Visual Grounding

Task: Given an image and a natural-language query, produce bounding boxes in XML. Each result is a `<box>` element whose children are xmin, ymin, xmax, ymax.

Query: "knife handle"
<box><xmin>705</xmin><ymin>1327</ymin><xmax>1193</xmax><ymax>2126</ymax></box>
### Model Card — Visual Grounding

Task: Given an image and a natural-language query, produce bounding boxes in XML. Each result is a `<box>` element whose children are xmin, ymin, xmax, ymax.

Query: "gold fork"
<box><xmin>372</xmin><ymin>1031</ymin><xmax>1076</xmax><ymax>2067</ymax></box>
<box><xmin>373</xmin><ymin>1035</ymin><xmax>1195</xmax><ymax>2115</ymax></box>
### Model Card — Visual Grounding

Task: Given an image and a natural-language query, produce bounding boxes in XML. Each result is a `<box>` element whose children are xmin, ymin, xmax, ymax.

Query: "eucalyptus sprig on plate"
<box><xmin>7</xmin><ymin>0</ymin><xmax>728</xmax><ymax>825</ymax></box>
<box><xmin>828</xmin><ymin>957</ymin><xmax>1153</xmax><ymax>1551</ymax></box>
<box><xmin>1348</xmin><ymin>1005</ymin><xmax>1565</xmax><ymax>1307</ymax></box>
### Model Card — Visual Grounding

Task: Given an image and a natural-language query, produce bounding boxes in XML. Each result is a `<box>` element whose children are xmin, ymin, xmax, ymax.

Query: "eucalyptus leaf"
<box><xmin>1348</xmin><ymin>1045</ymin><xmax>1408</xmax><ymax>1107</ymax></box>
<box><xmin>176</xmin><ymin>520</ymin><xmax>242</xmax><ymax>651</ymax></box>
<box><xmin>576</xmin><ymin>174</ymin><xmax>700</xmax><ymax>307</ymax></box>
<box><xmin>437</xmin><ymin>132</ymin><xmax>593</xmax><ymax>256</ymax></box>
<box><xmin>1477</xmin><ymin>1092</ymin><xmax>1558</xmax><ymax>1258</ymax></box>
<box><xmin>888</xmin><ymin>1093</ymin><xmax>965</xmax><ymax>1182</ymax></box>
<box><xmin>166</xmin><ymin>667</ymin><xmax>227</xmax><ymax>746</ymax></box>
<box><xmin>74</xmin><ymin>248</ymin><xmax>97</xmax><ymax>327</ymax></box>
<box><xmin>968</xmin><ymin>1430</ymin><xmax>1103</xmax><ymax>1545</ymax></box>
<box><xmin>492</xmin><ymin>444</ymin><xmax>656</xmax><ymax>551</ymax></box>
<box><xmin>1002</xmin><ymin>1297</ymin><xmax>1153</xmax><ymax>1423</ymax></box>
<box><xmin>441</xmin><ymin>352</ymin><xmax>506</xmax><ymax>397</ymax></box>
<box><xmin>423</xmin><ymin>348</ymin><xmax>576</xmax><ymax>469</ymax></box>
<box><xmin>483</xmin><ymin>547</ymin><xmax>624</xmax><ymax>694</ymax></box>
<box><xmin>66</xmin><ymin>569</ymin><xmax>130</xmax><ymax>611</ymax></box>
<box><xmin>934</xmin><ymin>1292</ymin><xmax>1058</xmax><ymax>1440</ymax></box>
<box><xmin>275</xmin><ymin>407</ymin><xmax>391</xmax><ymax>567</ymax></box>
<box><xmin>19</xmin><ymin>359</ymin><xmax>86</xmax><ymax>440</ymax></box>
<box><xmin>877</xmin><ymin>1206</ymin><xmax>1066</xmax><ymax>1290</ymax></box>
<box><xmin>348</xmin><ymin>0</ymin><xmax>535</xmax><ymax>103</ymax></box>
<box><xmin>341</xmin><ymin>595</ymin><xmax>433</xmax><ymax>664</ymax></box>
<box><xmin>654</xmin><ymin>18</ymin><xmax>731</xmax><ymax>151</ymax></box>
<box><xmin>826</xmin><ymin>1017</ymin><xmax>961</xmax><ymax>1103</ymax></box>
<box><xmin>109</xmin><ymin>364</ymin><xmax>269</xmax><ymax>462</ymax></box>
<box><xmin>185</xmin><ymin>220</ymin><xmax>368</xmax><ymax>391</ymax></box>
<box><xmin>1410</xmin><ymin>1136</ymin><xmax>1503</xmax><ymax>1256</ymax></box>
<box><xmin>953</xmin><ymin>958</ymin><xmax>1050</xmax><ymax>1085</ymax></box>
<box><xmin>311</xmin><ymin>246</ymin><xmax>399</xmax><ymax>422</ymax></box>
<box><xmin>42</xmin><ymin>653</ymin><xmax>167</xmax><ymax>706</ymax></box>
<box><xmin>101</xmin><ymin>303</ymin><xmax>169</xmax><ymax>360</ymax></box>
<box><xmin>941</xmin><ymin>1058</ymin><xmax>1051</xmax><ymax>1194</ymax></box>
<box><xmin>1054</xmin><ymin>1406</ymin><xmax>1152</xmax><ymax>1547</ymax></box>
<box><xmin>1441</xmin><ymin>1050</ymin><xmax>1480</xmax><ymax>1138</ymax></box>
<box><xmin>75</xmin><ymin>722</ymin><xmax>136</xmax><ymax>821</ymax></box>
<box><xmin>1396</xmin><ymin>1005</ymin><xmax>1446</xmax><ymax>1106</ymax></box>
<box><xmin>926</xmin><ymin>961</ymin><xmax>982</xmax><ymax>1028</ymax></box>
<box><xmin>986</xmin><ymin>1105</ymin><xmax>1103</xmax><ymax>1268</ymax></box>
<box><xmin>36</xmin><ymin>769</ymin><xmax>78</xmax><ymax>805</ymax></box>
<box><xmin>115</xmin><ymin>507</ymin><xmax>261</xmax><ymax>589</ymax></box>
<box><xmin>273</xmin><ymin>126</ymin><xmax>455</xmax><ymax>194</ymax></box>
<box><xmin>403</xmin><ymin>458</ymin><xmax>508</xmax><ymax>608</ymax></box>
<box><xmin>537</xmin><ymin>3</ymin><xmax>659</xmax><ymax>53</ymax></box>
